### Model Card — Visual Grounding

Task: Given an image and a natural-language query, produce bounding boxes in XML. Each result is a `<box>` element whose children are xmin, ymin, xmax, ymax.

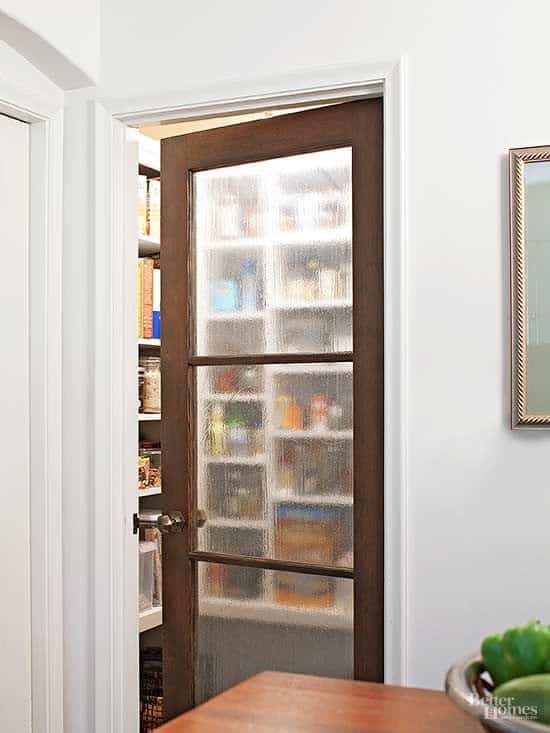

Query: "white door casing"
<box><xmin>93</xmin><ymin>57</ymin><xmax>407</xmax><ymax>732</ymax></box>
<box><xmin>0</xmin><ymin>113</ymin><xmax>31</xmax><ymax>732</ymax></box>
<box><xmin>0</xmin><ymin>66</ymin><xmax>65</xmax><ymax>733</ymax></box>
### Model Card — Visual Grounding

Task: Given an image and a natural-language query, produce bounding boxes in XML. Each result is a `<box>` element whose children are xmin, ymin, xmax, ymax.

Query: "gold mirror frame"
<box><xmin>510</xmin><ymin>145</ymin><xmax>550</xmax><ymax>427</ymax></box>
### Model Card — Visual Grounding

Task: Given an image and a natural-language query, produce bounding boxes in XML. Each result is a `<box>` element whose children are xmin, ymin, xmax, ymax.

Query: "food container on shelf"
<box><xmin>140</xmin><ymin>356</ymin><xmax>161</xmax><ymax>413</ymax></box>
<box><xmin>138</xmin><ymin>454</ymin><xmax>150</xmax><ymax>490</ymax></box>
<box><xmin>139</xmin><ymin>443</ymin><xmax>161</xmax><ymax>489</ymax></box>
<box><xmin>138</xmin><ymin>365</ymin><xmax>145</xmax><ymax>412</ymax></box>
<box><xmin>139</xmin><ymin>541</ymin><xmax>157</xmax><ymax>612</ymax></box>
<box><xmin>226</xmin><ymin>416</ymin><xmax>250</xmax><ymax>456</ymax></box>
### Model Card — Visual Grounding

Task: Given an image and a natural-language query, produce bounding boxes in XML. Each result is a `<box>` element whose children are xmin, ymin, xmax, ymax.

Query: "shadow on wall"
<box><xmin>0</xmin><ymin>9</ymin><xmax>92</xmax><ymax>89</ymax></box>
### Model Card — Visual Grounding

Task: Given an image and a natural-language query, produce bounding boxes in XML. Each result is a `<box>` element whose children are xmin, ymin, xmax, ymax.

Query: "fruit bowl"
<box><xmin>446</xmin><ymin>654</ymin><xmax>550</xmax><ymax>732</ymax></box>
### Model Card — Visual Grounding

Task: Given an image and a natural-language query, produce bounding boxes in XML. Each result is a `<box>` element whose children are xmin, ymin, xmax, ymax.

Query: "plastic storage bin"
<box><xmin>139</xmin><ymin>541</ymin><xmax>157</xmax><ymax>612</ymax></box>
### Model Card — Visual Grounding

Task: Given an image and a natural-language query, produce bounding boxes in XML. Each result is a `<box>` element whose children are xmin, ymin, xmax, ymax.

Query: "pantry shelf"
<box><xmin>272</xmin><ymin>363</ymin><xmax>353</xmax><ymax>375</ymax></box>
<box><xmin>206</xmin><ymin>517</ymin><xmax>267</xmax><ymax>530</ymax></box>
<box><xmin>273</xmin><ymin>492</ymin><xmax>353</xmax><ymax>506</ymax></box>
<box><xmin>138</xmin><ymin>413</ymin><xmax>161</xmax><ymax>422</ymax></box>
<box><xmin>139</xmin><ymin>606</ymin><xmax>163</xmax><ymax>633</ymax></box>
<box><xmin>274</xmin><ymin>300</ymin><xmax>352</xmax><ymax>311</ymax></box>
<box><xmin>273</xmin><ymin>429</ymin><xmax>353</xmax><ymax>440</ymax></box>
<box><xmin>207</xmin><ymin>311</ymin><xmax>265</xmax><ymax>321</ymax></box>
<box><xmin>138</xmin><ymin>235</ymin><xmax>161</xmax><ymax>256</ymax></box>
<box><xmin>138</xmin><ymin>338</ymin><xmax>161</xmax><ymax>347</ymax></box>
<box><xmin>201</xmin><ymin>596</ymin><xmax>352</xmax><ymax>631</ymax></box>
<box><xmin>206</xmin><ymin>455</ymin><xmax>265</xmax><ymax>465</ymax></box>
<box><xmin>275</xmin><ymin>228</ymin><xmax>352</xmax><ymax>247</ymax></box>
<box><xmin>207</xmin><ymin>237</ymin><xmax>266</xmax><ymax>251</ymax></box>
<box><xmin>139</xmin><ymin>486</ymin><xmax>162</xmax><ymax>498</ymax></box>
<box><xmin>205</xmin><ymin>393</ymin><xmax>265</xmax><ymax>402</ymax></box>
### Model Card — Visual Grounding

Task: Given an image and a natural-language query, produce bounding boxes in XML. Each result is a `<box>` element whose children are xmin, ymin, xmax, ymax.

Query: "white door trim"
<box><xmin>95</xmin><ymin>57</ymin><xmax>408</xmax><ymax>732</ymax></box>
<box><xmin>1</xmin><ymin>87</ymin><xmax>65</xmax><ymax>732</ymax></box>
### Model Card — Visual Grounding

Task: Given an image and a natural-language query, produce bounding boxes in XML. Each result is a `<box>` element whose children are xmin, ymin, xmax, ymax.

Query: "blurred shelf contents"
<box><xmin>186</xmin><ymin>149</ymin><xmax>357</xmax><ymax>634</ymax></box>
<box><xmin>207</xmin><ymin>464</ymin><xmax>265</xmax><ymax>521</ymax></box>
<box><xmin>195</xmin><ymin>149</ymin><xmax>352</xmax><ymax>357</ymax></box>
<box><xmin>137</xmin><ymin>174</ymin><xmax>161</xmax><ymax>243</ymax></box>
<box><xmin>139</xmin><ymin>510</ymin><xmax>163</xmax><ymax>609</ymax></box>
<box><xmin>211</xmin><ymin>365</ymin><xmax>262</xmax><ymax>395</ymax></box>
<box><xmin>139</xmin><ymin>355</ymin><xmax>161</xmax><ymax>414</ymax></box>
<box><xmin>207</xmin><ymin>401</ymin><xmax>264</xmax><ymax>459</ymax></box>
<box><xmin>206</xmin><ymin>564</ymin><xmax>262</xmax><ymax>601</ymax></box>
<box><xmin>139</xmin><ymin>541</ymin><xmax>157</xmax><ymax>613</ymax></box>
<box><xmin>140</xmin><ymin>646</ymin><xmax>163</xmax><ymax>730</ymax></box>
<box><xmin>276</xmin><ymin>440</ymin><xmax>352</xmax><ymax>498</ymax></box>
<box><xmin>138</xmin><ymin>442</ymin><xmax>162</xmax><ymax>492</ymax></box>
<box><xmin>197</xmin><ymin>362</ymin><xmax>354</xmax><ymax>563</ymax></box>
<box><xmin>138</xmin><ymin>258</ymin><xmax>161</xmax><ymax>339</ymax></box>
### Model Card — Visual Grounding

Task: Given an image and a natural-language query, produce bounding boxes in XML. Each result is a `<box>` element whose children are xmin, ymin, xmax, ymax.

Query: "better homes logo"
<box><xmin>468</xmin><ymin>692</ymin><xmax>538</xmax><ymax>721</ymax></box>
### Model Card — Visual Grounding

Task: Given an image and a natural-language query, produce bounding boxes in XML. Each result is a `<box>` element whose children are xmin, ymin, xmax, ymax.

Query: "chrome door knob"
<box><xmin>157</xmin><ymin>511</ymin><xmax>186</xmax><ymax>534</ymax></box>
<box><xmin>133</xmin><ymin>510</ymin><xmax>186</xmax><ymax>535</ymax></box>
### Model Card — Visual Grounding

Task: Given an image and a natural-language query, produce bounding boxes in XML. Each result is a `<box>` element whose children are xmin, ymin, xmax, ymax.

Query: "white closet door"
<box><xmin>0</xmin><ymin>114</ymin><xmax>31</xmax><ymax>731</ymax></box>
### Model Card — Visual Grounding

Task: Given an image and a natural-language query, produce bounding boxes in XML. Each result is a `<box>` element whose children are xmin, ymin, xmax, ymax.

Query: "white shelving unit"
<box><xmin>139</xmin><ymin>236</ymin><xmax>161</xmax><ymax>257</ymax></box>
<box><xmin>138</xmin><ymin>338</ymin><xmax>161</xmax><ymax>347</ymax></box>
<box><xmin>206</xmin><ymin>455</ymin><xmax>265</xmax><ymax>465</ymax></box>
<box><xmin>139</xmin><ymin>606</ymin><xmax>163</xmax><ymax>633</ymax></box>
<box><xmin>273</xmin><ymin>429</ymin><xmax>353</xmax><ymax>440</ymax></box>
<box><xmin>207</xmin><ymin>517</ymin><xmax>267</xmax><ymax>529</ymax></box>
<box><xmin>139</xmin><ymin>485</ymin><xmax>162</xmax><ymax>498</ymax></box>
<box><xmin>205</xmin><ymin>392</ymin><xmax>265</xmax><ymax>403</ymax></box>
<box><xmin>273</xmin><ymin>492</ymin><xmax>352</xmax><ymax>506</ymax></box>
<box><xmin>138</xmin><ymin>412</ymin><xmax>161</xmax><ymax>422</ymax></box>
<box><xmin>138</xmin><ymin>135</ymin><xmax>163</xmax><ymax>638</ymax></box>
<box><xmin>195</xmin><ymin>149</ymin><xmax>354</xmax><ymax>628</ymax></box>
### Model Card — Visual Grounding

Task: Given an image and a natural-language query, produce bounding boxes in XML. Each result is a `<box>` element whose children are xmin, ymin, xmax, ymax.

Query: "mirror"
<box><xmin>511</xmin><ymin>146</ymin><xmax>550</xmax><ymax>426</ymax></box>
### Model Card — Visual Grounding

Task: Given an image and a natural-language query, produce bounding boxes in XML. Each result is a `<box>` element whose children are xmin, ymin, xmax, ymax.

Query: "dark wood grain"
<box><xmin>139</xmin><ymin>162</ymin><xmax>160</xmax><ymax>179</ymax></box>
<box><xmin>161</xmin><ymin>135</ymin><xmax>195</xmax><ymax>718</ymax></box>
<box><xmin>161</xmin><ymin>99</ymin><xmax>385</xmax><ymax>718</ymax></box>
<box><xmin>161</xmin><ymin>103</ymin><xmax>356</xmax><ymax>174</ymax></box>
<box><xmin>156</xmin><ymin>672</ymin><xmax>483</xmax><ymax>733</ymax></box>
<box><xmin>189</xmin><ymin>352</ymin><xmax>353</xmax><ymax>367</ymax></box>
<box><xmin>189</xmin><ymin>551</ymin><xmax>354</xmax><ymax>578</ymax></box>
<box><xmin>352</xmin><ymin>98</ymin><xmax>385</xmax><ymax>682</ymax></box>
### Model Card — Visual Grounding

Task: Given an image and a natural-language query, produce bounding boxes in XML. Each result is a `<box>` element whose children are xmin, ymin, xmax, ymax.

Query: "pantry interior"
<box><xmin>135</xmin><ymin>103</ymin><xmax>376</xmax><ymax>729</ymax></box>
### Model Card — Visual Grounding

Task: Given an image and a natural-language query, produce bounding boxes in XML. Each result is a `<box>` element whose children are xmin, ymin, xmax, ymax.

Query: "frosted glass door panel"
<box><xmin>195</xmin><ymin>364</ymin><xmax>353</xmax><ymax>567</ymax></box>
<box><xmin>197</xmin><ymin>563</ymin><xmax>353</xmax><ymax>703</ymax></box>
<box><xmin>193</xmin><ymin>148</ymin><xmax>352</xmax><ymax>356</ymax></box>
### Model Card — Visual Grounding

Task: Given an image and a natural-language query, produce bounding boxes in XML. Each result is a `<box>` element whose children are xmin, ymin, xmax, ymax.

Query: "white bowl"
<box><xmin>445</xmin><ymin>653</ymin><xmax>550</xmax><ymax>732</ymax></box>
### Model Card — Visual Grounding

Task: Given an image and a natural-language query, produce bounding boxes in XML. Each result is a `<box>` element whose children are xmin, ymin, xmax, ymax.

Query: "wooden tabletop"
<box><xmin>157</xmin><ymin>672</ymin><xmax>483</xmax><ymax>732</ymax></box>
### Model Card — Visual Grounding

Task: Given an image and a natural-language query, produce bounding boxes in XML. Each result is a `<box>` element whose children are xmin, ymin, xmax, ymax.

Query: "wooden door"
<box><xmin>161</xmin><ymin>100</ymin><xmax>383</xmax><ymax>721</ymax></box>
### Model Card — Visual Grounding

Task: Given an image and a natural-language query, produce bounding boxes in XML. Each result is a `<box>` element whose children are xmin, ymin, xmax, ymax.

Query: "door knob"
<box><xmin>133</xmin><ymin>510</ymin><xmax>186</xmax><ymax>535</ymax></box>
<box><xmin>196</xmin><ymin>509</ymin><xmax>207</xmax><ymax>528</ymax></box>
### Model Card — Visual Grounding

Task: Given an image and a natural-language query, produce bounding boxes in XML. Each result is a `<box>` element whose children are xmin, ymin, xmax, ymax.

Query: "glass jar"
<box><xmin>139</xmin><ymin>442</ymin><xmax>162</xmax><ymax>488</ymax></box>
<box><xmin>138</xmin><ymin>454</ymin><xmax>150</xmax><ymax>490</ymax></box>
<box><xmin>138</xmin><ymin>366</ymin><xmax>145</xmax><ymax>412</ymax></box>
<box><xmin>141</xmin><ymin>356</ymin><xmax>161</xmax><ymax>413</ymax></box>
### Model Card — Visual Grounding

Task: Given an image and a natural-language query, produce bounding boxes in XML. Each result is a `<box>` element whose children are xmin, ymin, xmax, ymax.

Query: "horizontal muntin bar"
<box><xmin>189</xmin><ymin>550</ymin><xmax>354</xmax><ymax>579</ymax></box>
<box><xmin>188</xmin><ymin>352</ymin><xmax>353</xmax><ymax>367</ymax></box>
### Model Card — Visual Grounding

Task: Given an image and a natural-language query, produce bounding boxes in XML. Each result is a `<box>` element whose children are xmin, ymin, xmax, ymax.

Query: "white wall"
<box><xmin>95</xmin><ymin>0</ymin><xmax>550</xmax><ymax>691</ymax></box>
<box><xmin>0</xmin><ymin>0</ymin><xmax>100</xmax><ymax>87</ymax></box>
<box><xmin>0</xmin><ymin>39</ymin><xmax>63</xmax><ymax>104</ymax></box>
